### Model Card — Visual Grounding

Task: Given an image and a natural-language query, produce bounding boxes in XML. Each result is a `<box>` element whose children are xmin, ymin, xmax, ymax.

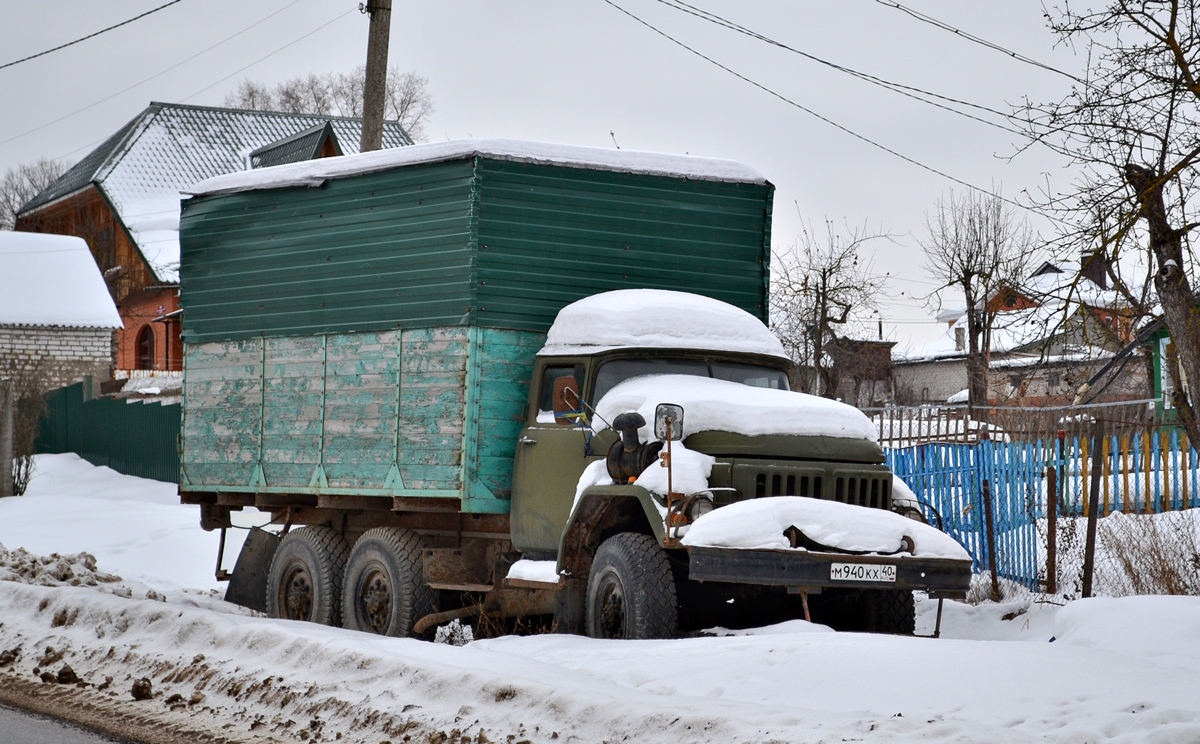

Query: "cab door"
<box><xmin>510</xmin><ymin>362</ymin><xmax>595</xmax><ymax>553</ymax></box>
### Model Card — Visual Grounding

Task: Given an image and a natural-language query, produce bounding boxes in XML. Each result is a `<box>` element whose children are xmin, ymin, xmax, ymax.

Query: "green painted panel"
<box><xmin>463</xmin><ymin>328</ymin><xmax>542</xmax><ymax>510</ymax></box>
<box><xmin>180</xmin><ymin>160</ymin><xmax>479</xmax><ymax>343</ymax></box>
<box><xmin>398</xmin><ymin>327</ymin><xmax>467</xmax><ymax>491</ymax></box>
<box><xmin>474</xmin><ymin>159</ymin><xmax>773</xmax><ymax>332</ymax></box>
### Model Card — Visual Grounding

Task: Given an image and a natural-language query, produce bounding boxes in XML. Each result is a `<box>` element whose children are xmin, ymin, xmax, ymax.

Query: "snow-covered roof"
<box><xmin>538</xmin><ymin>289</ymin><xmax>786</xmax><ymax>359</ymax></box>
<box><xmin>0</xmin><ymin>232</ymin><xmax>122</xmax><ymax>329</ymax></box>
<box><xmin>187</xmin><ymin>138</ymin><xmax>768</xmax><ymax>197</ymax></box>
<box><xmin>19</xmin><ymin>103</ymin><xmax>412</xmax><ymax>285</ymax></box>
<box><xmin>593</xmin><ymin>374</ymin><xmax>878</xmax><ymax>442</ymax></box>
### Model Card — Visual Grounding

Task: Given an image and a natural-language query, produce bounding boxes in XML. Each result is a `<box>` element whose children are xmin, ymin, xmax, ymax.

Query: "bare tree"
<box><xmin>922</xmin><ymin>190</ymin><xmax>1035</xmax><ymax>415</ymax></box>
<box><xmin>772</xmin><ymin>220</ymin><xmax>889</xmax><ymax>398</ymax></box>
<box><xmin>1</xmin><ymin>358</ymin><xmax>51</xmax><ymax>496</ymax></box>
<box><xmin>1</xmin><ymin>158</ymin><xmax>68</xmax><ymax>231</ymax></box>
<box><xmin>1018</xmin><ymin>1</ymin><xmax>1200</xmax><ymax>440</ymax></box>
<box><xmin>224</xmin><ymin>66</ymin><xmax>434</xmax><ymax>142</ymax></box>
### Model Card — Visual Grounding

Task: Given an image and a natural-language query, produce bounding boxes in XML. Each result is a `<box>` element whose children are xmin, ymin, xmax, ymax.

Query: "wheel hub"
<box><xmin>359</xmin><ymin>568</ymin><xmax>392</xmax><ymax>633</ymax></box>
<box><xmin>282</xmin><ymin>567</ymin><xmax>314</xmax><ymax>620</ymax></box>
<box><xmin>598</xmin><ymin>579</ymin><xmax>626</xmax><ymax>639</ymax></box>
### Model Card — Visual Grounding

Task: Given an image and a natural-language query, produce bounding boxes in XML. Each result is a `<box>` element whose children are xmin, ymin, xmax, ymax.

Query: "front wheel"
<box><xmin>586</xmin><ymin>533</ymin><xmax>677</xmax><ymax>639</ymax></box>
<box><xmin>265</xmin><ymin>527</ymin><xmax>350</xmax><ymax>626</ymax></box>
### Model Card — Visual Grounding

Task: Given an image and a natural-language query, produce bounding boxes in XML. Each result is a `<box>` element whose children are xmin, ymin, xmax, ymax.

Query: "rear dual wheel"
<box><xmin>341</xmin><ymin>527</ymin><xmax>435</xmax><ymax>637</ymax></box>
<box><xmin>265</xmin><ymin>526</ymin><xmax>350</xmax><ymax>626</ymax></box>
<box><xmin>265</xmin><ymin>526</ymin><xmax>434</xmax><ymax>638</ymax></box>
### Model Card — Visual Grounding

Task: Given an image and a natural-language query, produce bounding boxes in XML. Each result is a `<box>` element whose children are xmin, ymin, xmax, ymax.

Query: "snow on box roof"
<box><xmin>186</xmin><ymin>138</ymin><xmax>767</xmax><ymax>196</ymax></box>
<box><xmin>538</xmin><ymin>289</ymin><xmax>787</xmax><ymax>359</ymax></box>
<box><xmin>0</xmin><ymin>232</ymin><xmax>122</xmax><ymax>329</ymax></box>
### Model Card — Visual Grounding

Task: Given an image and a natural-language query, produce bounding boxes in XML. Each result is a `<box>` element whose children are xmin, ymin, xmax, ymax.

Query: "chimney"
<box><xmin>954</xmin><ymin>327</ymin><xmax>966</xmax><ymax>352</ymax></box>
<box><xmin>1081</xmin><ymin>249</ymin><xmax>1109</xmax><ymax>289</ymax></box>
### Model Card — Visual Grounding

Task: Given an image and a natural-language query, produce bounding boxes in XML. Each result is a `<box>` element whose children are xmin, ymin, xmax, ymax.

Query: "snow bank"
<box><xmin>188</xmin><ymin>138</ymin><xmax>767</xmax><ymax>196</ymax></box>
<box><xmin>0</xmin><ymin>232</ymin><xmax>122</xmax><ymax>328</ymax></box>
<box><xmin>595</xmin><ymin>375</ymin><xmax>879</xmax><ymax>442</ymax></box>
<box><xmin>0</xmin><ymin>454</ymin><xmax>265</xmax><ymax>593</ymax></box>
<box><xmin>680</xmin><ymin>496</ymin><xmax>971</xmax><ymax>560</ymax></box>
<box><xmin>3</xmin><ymin>580</ymin><xmax>1200</xmax><ymax>743</ymax></box>
<box><xmin>539</xmin><ymin>289</ymin><xmax>787</xmax><ymax>359</ymax></box>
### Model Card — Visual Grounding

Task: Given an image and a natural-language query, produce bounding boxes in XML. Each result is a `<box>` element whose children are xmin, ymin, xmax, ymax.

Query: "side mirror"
<box><xmin>655</xmin><ymin>403</ymin><xmax>684</xmax><ymax>441</ymax></box>
<box><xmin>553</xmin><ymin>376</ymin><xmax>582</xmax><ymax>425</ymax></box>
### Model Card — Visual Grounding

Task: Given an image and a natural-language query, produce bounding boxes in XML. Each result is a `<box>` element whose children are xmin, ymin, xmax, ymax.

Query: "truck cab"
<box><xmin>502</xmin><ymin>289</ymin><xmax>969</xmax><ymax>638</ymax></box>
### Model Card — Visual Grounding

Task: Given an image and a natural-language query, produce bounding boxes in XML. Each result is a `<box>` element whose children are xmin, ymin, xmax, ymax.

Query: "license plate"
<box><xmin>830</xmin><ymin>562</ymin><xmax>896</xmax><ymax>583</ymax></box>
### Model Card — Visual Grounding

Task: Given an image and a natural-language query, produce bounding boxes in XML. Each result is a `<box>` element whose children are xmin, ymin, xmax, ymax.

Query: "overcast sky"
<box><xmin>0</xmin><ymin>1</ymin><xmax>1088</xmax><ymax>350</ymax></box>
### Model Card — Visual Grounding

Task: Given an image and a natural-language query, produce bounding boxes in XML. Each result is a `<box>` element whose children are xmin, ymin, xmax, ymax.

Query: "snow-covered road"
<box><xmin>1</xmin><ymin>455</ymin><xmax>1197</xmax><ymax>743</ymax></box>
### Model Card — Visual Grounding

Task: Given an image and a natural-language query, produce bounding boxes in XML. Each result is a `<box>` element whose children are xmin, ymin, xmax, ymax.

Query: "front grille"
<box><xmin>754</xmin><ymin>472</ymin><xmax>822</xmax><ymax>498</ymax></box>
<box><xmin>834</xmin><ymin>474</ymin><xmax>891</xmax><ymax>509</ymax></box>
<box><xmin>724</xmin><ymin>460</ymin><xmax>893</xmax><ymax>511</ymax></box>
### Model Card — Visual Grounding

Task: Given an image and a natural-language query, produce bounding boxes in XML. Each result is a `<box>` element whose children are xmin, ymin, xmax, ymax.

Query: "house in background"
<box><xmin>893</xmin><ymin>252</ymin><xmax>1149</xmax><ymax>406</ymax></box>
<box><xmin>0</xmin><ymin>232</ymin><xmax>122</xmax><ymax>388</ymax></box>
<box><xmin>15</xmin><ymin>102</ymin><xmax>411</xmax><ymax>375</ymax></box>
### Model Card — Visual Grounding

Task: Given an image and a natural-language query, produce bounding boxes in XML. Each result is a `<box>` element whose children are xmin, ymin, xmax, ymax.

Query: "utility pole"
<box><xmin>359</xmin><ymin>0</ymin><xmax>392</xmax><ymax>153</ymax></box>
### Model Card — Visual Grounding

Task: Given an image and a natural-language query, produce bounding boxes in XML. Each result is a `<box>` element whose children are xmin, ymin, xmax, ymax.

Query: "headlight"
<box><xmin>686</xmin><ymin>496</ymin><xmax>715</xmax><ymax>522</ymax></box>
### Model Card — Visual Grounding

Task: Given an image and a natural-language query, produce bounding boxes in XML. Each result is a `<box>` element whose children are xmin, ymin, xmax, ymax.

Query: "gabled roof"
<box><xmin>0</xmin><ymin>232</ymin><xmax>122</xmax><ymax>329</ymax></box>
<box><xmin>19</xmin><ymin>102</ymin><xmax>412</xmax><ymax>284</ymax></box>
<box><xmin>250</xmin><ymin>121</ymin><xmax>342</xmax><ymax>169</ymax></box>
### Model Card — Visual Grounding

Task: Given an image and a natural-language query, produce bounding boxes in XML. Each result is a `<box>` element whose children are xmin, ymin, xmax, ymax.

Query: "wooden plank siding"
<box><xmin>180</xmin><ymin>326</ymin><xmax>541</xmax><ymax>512</ymax></box>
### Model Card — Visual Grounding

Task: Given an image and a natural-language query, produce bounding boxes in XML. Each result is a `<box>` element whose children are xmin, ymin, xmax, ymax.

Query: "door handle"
<box><xmin>519</xmin><ymin>437</ymin><xmax>537</xmax><ymax>445</ymax></box>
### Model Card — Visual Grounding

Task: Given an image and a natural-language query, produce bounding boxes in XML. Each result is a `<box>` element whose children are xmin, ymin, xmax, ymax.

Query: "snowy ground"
<box><xmin>0</xmin><ymin>455</ymin><xmax>1198</xmax><ymax>743</ymax></box>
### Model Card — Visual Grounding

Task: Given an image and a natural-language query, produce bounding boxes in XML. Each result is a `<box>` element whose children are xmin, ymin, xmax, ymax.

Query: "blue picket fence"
<box><xmin>887</xmin><ymin>431</ymin><xmax>1200</xmax><ymax>589</ymax></box>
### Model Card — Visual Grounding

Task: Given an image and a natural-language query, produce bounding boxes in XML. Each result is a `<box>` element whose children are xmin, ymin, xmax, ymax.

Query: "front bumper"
<box><xmin>687</xmin><ymin>546</ymin><xmax>972</xmax><ymax>598</ymax></box>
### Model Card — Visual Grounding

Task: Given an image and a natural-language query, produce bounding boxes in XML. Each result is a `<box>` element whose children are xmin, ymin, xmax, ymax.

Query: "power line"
<box><xmin>600</xmin><ymin>0</ymin><xmax>1047</xmax><ymax>220</ymax></box>
<box><xmin>0</xmin><ymin>0</ymin><xmax>186</xmax><ymax>72</ymax></box>
<box><xmin>0</xmin><ymin>0</ymin><xmax>307</xmax><ymax>150</ymax></box>
<box><xmin>871</xmin><ymin>0</ymin><xmax>1085</xmax><ymax>85</ymax></box>
<box><xmin>181</xmin><ymin>7</ymin><xmax>356</xmax><ymax>102</ymax></box>
<box><xmin>654</xmin><ymin>0</ymin><xmax>1023</xmax><ymax>136</ymax></box>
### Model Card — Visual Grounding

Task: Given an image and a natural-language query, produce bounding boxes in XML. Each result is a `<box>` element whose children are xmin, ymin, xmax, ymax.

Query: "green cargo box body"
<box><xmin>178</xmin><ymin>139</ymin><xmax>774</xmax><ymax>513</ymax></box>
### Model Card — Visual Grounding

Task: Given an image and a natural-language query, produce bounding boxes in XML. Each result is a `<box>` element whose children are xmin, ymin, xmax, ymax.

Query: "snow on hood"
<box><xmin>186</xmin><ymin>138</ymin><xmax>767</xmax><ymax>196</ymax></box>
<box><xmin>680</xmin><ymin>496</ymin><xmax>971</xmax><ymax>560</ymax></box>
<box><xmin>539</xmin><ymin>289</ymin><xmax>787</xmax><ymax>359</ymax></box>
<box><xmin>594</xmin><ymin>374</ymin><xmax>878</xmax><ymax>442</ymax></box>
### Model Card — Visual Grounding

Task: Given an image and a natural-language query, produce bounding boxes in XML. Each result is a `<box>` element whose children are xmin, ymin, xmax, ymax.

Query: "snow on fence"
<box><xmin>886</xmin><ymin>415</ymin><xmax>1200</xmax><ymax>592</ymax></box>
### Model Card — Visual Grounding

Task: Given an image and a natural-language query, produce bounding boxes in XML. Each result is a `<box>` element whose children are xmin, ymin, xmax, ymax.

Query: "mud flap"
<box><xmin>224</xmin><ymin>528</ymin><xmax>280</xmax><ymax>612</ymax></box>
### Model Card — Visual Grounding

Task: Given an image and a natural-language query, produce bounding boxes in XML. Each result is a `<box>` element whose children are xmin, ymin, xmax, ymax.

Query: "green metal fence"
<box><xmin>38</xmin><ymin>383</ymin><xmax>181</xmax><ymax>483</ymax></box>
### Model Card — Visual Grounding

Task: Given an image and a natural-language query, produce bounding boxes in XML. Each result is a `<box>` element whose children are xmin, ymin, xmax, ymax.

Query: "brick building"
<box><xmin>15</xmin><ymin>103</ymin><xmax>412</xmax><ymax>373</ymax></box>
<box><xmin>0</xmin><ymin>232</ymin><xmax>122</xmax><ymax>388</ymax></box>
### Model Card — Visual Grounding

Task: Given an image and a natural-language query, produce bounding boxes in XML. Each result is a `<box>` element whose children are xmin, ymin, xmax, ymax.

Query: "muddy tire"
<box><xmin>586</xmin><ymin>533</ymin><xmax>677</xmax><ymax>639</ymax></box>
<box><xmin>342</xmin><ymin>528</ymin><xmax>435</xmax><ymax>637</ymax></box>
<box><xmin>862</xmin><ymin>589</ymin><xmax>915</xmax><ymax>635</ymax></box>
<box><xmin>265</xmin><ymin>527</ymin><xmax>350</xmax><ymax>626</ymax></box>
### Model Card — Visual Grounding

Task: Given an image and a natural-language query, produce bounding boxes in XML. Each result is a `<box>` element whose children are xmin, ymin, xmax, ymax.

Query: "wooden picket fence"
<box><xmin>884</xmin><ymin>407</ymin><xmax>1200</xmax><ymax>589</ymax></box>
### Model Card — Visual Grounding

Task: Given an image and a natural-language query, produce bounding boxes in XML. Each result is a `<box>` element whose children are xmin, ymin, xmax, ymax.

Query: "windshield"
<box><xmin>593</xmin><ymin>357</ymin><xmax>789</xmax><ymax>402</ymax></box>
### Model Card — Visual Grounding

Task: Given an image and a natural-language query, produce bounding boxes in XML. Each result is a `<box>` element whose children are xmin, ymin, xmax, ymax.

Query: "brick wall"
<box><xmin>115</xmin><ymin>287</ymin><xmax>182</xmax><ymax>371</ymax></box>
<box><xmin>893</xmin><ymin>358</ymin><xmax>969</xmax><ymax>404</ymax></box>
<box><xmin>0</xmin><ymin>324</ymin><xmax>113</xmax><ymax>388</ymax></box>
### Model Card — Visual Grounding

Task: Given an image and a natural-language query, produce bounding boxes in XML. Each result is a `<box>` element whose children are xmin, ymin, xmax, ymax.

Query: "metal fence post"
<box><xmin>0</xmin><ymin>378</ymin><xmax>13</xmax><ymax>498</ymax></box>
<box><xmin>1082</xmin><ymin>422</ymin><xmax>1104</xmax><ymax>598</ymax></box>
<box><xmin>1045</xmin><ymin>465</ymin><xmax>1057</xmax><ymax>594</ymax></box>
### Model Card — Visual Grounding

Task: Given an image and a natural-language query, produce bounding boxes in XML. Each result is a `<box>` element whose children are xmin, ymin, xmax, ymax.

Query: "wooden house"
<box><xmin>15</xmin><ymin>103</ymin><xmax>411</xmax><ymax>375</ymax></box>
